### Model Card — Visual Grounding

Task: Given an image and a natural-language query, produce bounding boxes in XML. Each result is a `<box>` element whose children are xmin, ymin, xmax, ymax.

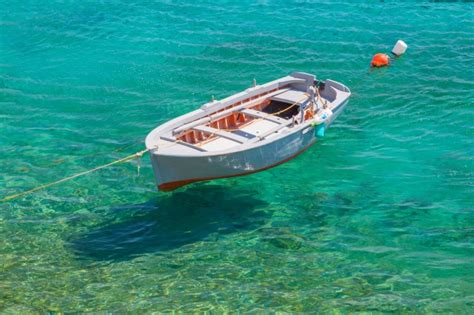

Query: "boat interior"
<box><xmin>154</xmin><ymin>80</ymin><xmax>348</xmax><ymax>153</ymax></box>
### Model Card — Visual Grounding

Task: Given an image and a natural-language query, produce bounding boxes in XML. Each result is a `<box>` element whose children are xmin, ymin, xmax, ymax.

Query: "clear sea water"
<box><xmin>1</xmin><ymin>1</ymin><xmax>473</xmax><ymax>313</ymax></box>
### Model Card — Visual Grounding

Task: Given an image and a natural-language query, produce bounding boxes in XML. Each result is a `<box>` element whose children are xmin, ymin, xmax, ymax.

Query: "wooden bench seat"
<box><xmin>192</xmin><ymin>125</ymin><xmax>249</xmax><ymax>144</ymax></box>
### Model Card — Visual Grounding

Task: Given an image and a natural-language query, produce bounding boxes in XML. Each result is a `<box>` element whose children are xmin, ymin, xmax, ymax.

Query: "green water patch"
<box><xmin>1</xmin><ymin>0</ymin><xmax>474</xmax><ymax>312</ymax></box>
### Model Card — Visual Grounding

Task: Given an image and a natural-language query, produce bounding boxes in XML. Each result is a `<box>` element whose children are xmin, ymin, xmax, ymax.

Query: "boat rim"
<box><xmin>145</xmin><ymin>80</ymin><xmax>351</xmax><ymax>157</ymax></box>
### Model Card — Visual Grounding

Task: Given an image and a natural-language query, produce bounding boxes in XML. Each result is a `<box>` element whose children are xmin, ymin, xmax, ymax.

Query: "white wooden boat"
<box><xmin>145</xmin><ymin>72</ymin><xmax>350</xmax><ymax>191</ymax></box>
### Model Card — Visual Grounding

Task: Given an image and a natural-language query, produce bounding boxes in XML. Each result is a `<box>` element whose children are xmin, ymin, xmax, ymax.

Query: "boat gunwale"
<box><xmin>148</xmin><ymin>100</ymin><xmax>349</xmax><ymax>158</ymax></box>
<box><xmin>145</xmin><ymin>77</ymin><xmax>351</xmax><ymax>158</ymax></box>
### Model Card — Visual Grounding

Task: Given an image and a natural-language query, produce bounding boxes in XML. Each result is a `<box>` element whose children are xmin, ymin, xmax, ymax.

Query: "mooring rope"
<box><xmin>271</xmin><ymin>93</ymin><xmax>309</xmax><ymax>116</ymax></box>
<box><xmin>1</xmin><ymin>83</ymin><xmax>339</xmax><ymax>203</ymax></box>
<box><xmin>1</xmin><ymin>148</ymin><xmax>150</xmax><ymax>203</ymax></box>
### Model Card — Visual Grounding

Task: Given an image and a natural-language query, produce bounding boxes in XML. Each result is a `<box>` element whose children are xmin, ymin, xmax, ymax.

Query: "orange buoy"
<box><xmin>371</xmin><ymin>53</ymin><xmax>390</xmax><ymax>67</ymax></box>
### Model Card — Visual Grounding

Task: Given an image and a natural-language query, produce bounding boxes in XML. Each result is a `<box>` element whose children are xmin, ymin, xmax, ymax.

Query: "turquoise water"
<box><xmin>1</xmin><ymin>0</ymin><xmax>473</xmax><ymax>312</ymax></box>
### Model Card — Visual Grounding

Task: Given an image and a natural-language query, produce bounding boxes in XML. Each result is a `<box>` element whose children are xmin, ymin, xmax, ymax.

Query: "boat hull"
<box><xmin>145</xmin><ymin>71</ymin><xmax>351</xmax><ymax>192</ymax></box>
<box><xmin>150</xmin><ymin>125</ymin><xmax>317</xmax><ymax>191</ymax></box>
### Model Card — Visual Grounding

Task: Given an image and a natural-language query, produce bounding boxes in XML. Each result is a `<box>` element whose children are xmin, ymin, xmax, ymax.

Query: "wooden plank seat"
<box><xmin>248</xmin><ymin>119</ymin><xmax>294</xmax><ymax>143</ymax></box>
<box><xmin>240</xmin><ymin>108</ymin><xmax>288</xmax><ymax>124</ymax></box>
<box><xmin>192</xmin><ymin>125</ymin><xmax>249</xmax><ymax>144</ymax></box>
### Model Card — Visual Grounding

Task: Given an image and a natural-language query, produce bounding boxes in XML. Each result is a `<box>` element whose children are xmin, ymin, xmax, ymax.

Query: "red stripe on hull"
<box><xmin>158</xmin><ymin>140</ymin><xmax>316</xmax><ymax>191</ymax></box>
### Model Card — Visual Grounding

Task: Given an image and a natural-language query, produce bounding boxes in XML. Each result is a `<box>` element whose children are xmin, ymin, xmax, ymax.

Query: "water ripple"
<box><xmin>1</xmin><ymin>0</ymin><xmax>473</xmax><ymax>312</ymax></box>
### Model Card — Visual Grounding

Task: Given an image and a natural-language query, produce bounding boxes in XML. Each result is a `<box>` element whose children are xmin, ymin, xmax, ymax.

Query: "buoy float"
<box><xmin>315</xmin><ymin>123</ymin><xmax>326</xmax><ymax>137</ymax></box>
<box><xmin>392</xmin><ymin>40</ymin><xmax>408</xmax><ymax>56</ymax></box>
<box><xmin>370</xmin><ymin>40</ymin><xmax>407</xmax><ymax>68</ymax></box>
<box><xmin>371</xmin><ymin>53</ymin><xmax>390</xmax><ymax>68</ymax></box>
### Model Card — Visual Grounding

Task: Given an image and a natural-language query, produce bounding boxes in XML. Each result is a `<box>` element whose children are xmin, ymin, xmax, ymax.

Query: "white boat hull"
<box><xmin>150</xmin><ymin>99</ymin><xmax>349</xmax><ymax>191</ymax></box>
<box><xmin>150</xmin><ymin>125</ymin><xmax>317</xmax><ymax>191</ymax></box>
<box><xmin>145</xmin><ymin>72</ymin><xmax>351</xmax><ymax>191</ymax></box>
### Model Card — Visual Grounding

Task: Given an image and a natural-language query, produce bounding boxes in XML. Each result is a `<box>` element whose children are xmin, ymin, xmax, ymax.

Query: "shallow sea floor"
<box><xmin>1</xmin><ymin>1</ymin><xmax>473</xmax><ymax>312</ymax></box>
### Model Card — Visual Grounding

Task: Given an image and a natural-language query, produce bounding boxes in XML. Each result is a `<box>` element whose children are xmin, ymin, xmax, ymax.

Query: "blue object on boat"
<box><xmin>315</xmin><ymin>123</ymin><xmax>326</xmax><ymax>137</ymax></box>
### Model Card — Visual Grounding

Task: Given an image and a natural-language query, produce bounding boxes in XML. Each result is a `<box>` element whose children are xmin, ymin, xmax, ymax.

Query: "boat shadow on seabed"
<box><xmin>69</xmin><ymin>184</ymin><xmax>270</xmax><ymax>262</ymax></box>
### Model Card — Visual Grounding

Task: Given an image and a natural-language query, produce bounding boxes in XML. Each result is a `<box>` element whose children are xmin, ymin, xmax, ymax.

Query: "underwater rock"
<box><xmin>333</xmin><ymin>192</ymin><xmax>356</xmax><ymax>205</ymax></box>
<box><xmin>268</xmin><ymin>233</ymin><xmax>304</xmax><ymax>250</ymax></box>
<box><xmin>268</xmin><ymin>235</ymin><xmax>303</xmax><ymax>250</ymax></box>
<box><xmin>313</xmin><ymin>192</ymin><xmax>329</xmax><ymax>202</ymax></box>
<box><xmin>259</xmin><ymin>227</ymin><xmax>305</xmax><ymax>250</ymax></box>
<box><xmin>18</xmin><ymin>166</ymin><xmax>30</xmax><ymax>173</ymax></box>
<box><xmin>361</xmin><ymin>272</ymin><xmax>394</xmax><ymax>286</ymax></box>
<box><xmin>334</xmin><ymin>276</ymin><xmax>372</xmax><ymax>298</ymax></box>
